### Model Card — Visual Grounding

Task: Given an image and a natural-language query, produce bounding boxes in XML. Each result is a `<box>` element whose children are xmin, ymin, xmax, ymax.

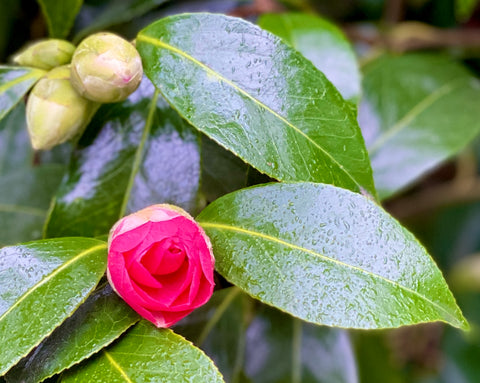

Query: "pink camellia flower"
<box><xmin>107</xmin><ymin>204</ymin><xmax>215</xmax><ymax>327</ymax></box>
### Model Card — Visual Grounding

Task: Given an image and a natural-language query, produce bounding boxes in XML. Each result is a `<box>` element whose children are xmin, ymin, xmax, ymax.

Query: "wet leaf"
<box><xmin>359</xmin><ymin>53</ymin><xmax>480</xmax><ymax>200</ymax></box>
<box><xmin>37</xmin><ymin>0</ymin><xmax>83</xmax><ymax>38</ymax></box>
<box><xmin>61</xmin><ymin>321</ymin><xmax>225</xmax><ymax>382</ymax></box>
<box><xmin>137</xmin><ymin>13</ymin><xmax>375</xmax><ymax>196</ymax></box>
<box><xmin>6</xmin><ymin>284</ymin><xmax>138</xmax><ymax>383</ymax></box>
<box><xmin>0</xmin><ymin>238</ymin><xmax>107</xmax><ymax>376</ymax></box>
<box><xmin>259</xmin><ymin>12</ymin><xmax>361</xmax><ymax>104</ymax></box>
<box><xmin>197</xmin><ymin>182</ymin><xmax>468</xmax><ymax>330</ymax></box>
<box><xmin>0</xmin><ymin>66</ymin><xmax>44</xmax><ymax>121</ymax></box>
<box><xmin>44</xmin><ymin>77</ymin><xmax>201</xmax><ymax>238</ymax></box>
<box><xmin>244</xmin><ymin>305</ymin><xmax>358</xmax><ymax>383</ymax></box>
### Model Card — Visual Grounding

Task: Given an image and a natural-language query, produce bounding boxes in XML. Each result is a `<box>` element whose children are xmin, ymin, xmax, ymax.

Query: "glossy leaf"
<box><xmin>37</xmin><ymin>0</ymin><xmax>83</xmax><ymax>38</ymax></box>
<box><xmin>44</xmin><ymin>77</ymin><xmax>201</xmax><ymax>238</ymax></box>
<box><xmin>258</xmin><ymin>12</ymin><xmax>361</xmax><ymax>104</ymax></box>
<box><xmin>61</xmin><ymin>321</ymin><xmax>225</xmax><ymax>382</ymax></box>
<box><xmin>244</xmin><ymin>305</ymin><xmax>357</xmax><ymax>383</ymax></box>
<box><xmin>6</xmin><ymin>284</ymin><xmax>138</xmax><ymax>383</ymax></box>
<box><xmin>0</xmin><ymin>103</ymin><xmax>32</xmax><ymax>175</ymax></box>
<box><xmin>74</xmin><ymin>0</ymin><xmax>169</xmax><ymax>41</ymax></box>
<box><xmin>0</xmin><ymin>66</ymin><xmax>45</xmax><ymax>121</ymax></box>
<box><xmin>197</xmin><ymin>182</ymin><xmax>467</xmax><ymax>330</ymax></box>
<box><xmin>175</xmin><ymin>287</ymin><xmax>252</xmax><ymax>382</ymax></box>
<box><xmin>137</xmin><ymin>13</ymin><xmax>376</xmax><ymax>196</ymax></box>
<box><xmin>359</xmin><ymin>53</ymin><xmax>480</xmax><ymax>200</ymax></box>
<box><xmin>0</xmin><ymin>238</ymin><xmax>107</xmax><ymax>376</ymax></box>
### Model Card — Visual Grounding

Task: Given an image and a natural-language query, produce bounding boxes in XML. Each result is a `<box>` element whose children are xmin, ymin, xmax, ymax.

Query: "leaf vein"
<box><xmin>136</xmin><ymin>34</ymin><xmax>361</xmax><ymax>190</ymax></box>
<box><xmin>199</xmin><ymin>222</ymin><xmax>458</xmax><ymax>323</ymax></box>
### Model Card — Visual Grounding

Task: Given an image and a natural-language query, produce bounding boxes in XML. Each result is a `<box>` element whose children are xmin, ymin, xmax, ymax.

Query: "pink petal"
<box><xmin>110</xmin><ymin>221</ymin><xmax>151</xmax><ymax>252</ymax></box>
<box><xmin>128</xmin><ymin>261</ymin><xmax>162</xmax><ymax>288</ymax></box>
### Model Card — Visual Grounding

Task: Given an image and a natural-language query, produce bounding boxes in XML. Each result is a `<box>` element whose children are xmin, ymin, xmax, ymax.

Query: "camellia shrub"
<box><xmin>2</xmin><ymin>0</ymin><xmax>480</xmax><ymax>382</ymax></box>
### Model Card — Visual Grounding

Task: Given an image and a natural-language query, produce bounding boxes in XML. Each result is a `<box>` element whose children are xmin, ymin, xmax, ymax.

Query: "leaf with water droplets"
<box><xmin>0</xmin><ymin>238</ymin><xmax>107</xmax><ymax>376</ymax></box>
<box><xmin>61</xmin><ymin>321</ymin><xmax>225</xmax><ymax>382</ymax></box>
<box><xmin>0</xmin><ymin>66</ymin><xmax>45</xmax><ymax>121</ymax></box>
<box><xmin>136</xmin><ymin>13</ymin><xmax>375</xmax><ymax>196</ymax></box>
<box><xmin>5</xmin><ymin>284</ymin><xmax>138</xmax><ymax>383</ymax></box>
<box><xmin>359</xmin><ymin>53</ymin><xmax>480</xmax><ymax>200</ymax></box>
<box><xmin>197</xmin><ymin>182</ymin><xmax>468</xmax><ymax>330</ymax></box>
<box><xmin>259</xmin><ymin>12</ymin><xmax>361</xmax><ymax>104</ymax></box>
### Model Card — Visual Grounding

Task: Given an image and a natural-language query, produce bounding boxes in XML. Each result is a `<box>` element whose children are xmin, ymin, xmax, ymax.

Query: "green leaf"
<box><xmin>61</xmin><ymin>321</ymin><xmax>225</xmax><ymax>382</ymax></box>
<box><xmin>0</xmin><ymin>165</ymin><xmax>64</xmax><ymax>247</ymax></box>
<box><xmin>175</xmin><ymin>287</ymin><xmax>252</xmax><ymax>382</ymax></box>
<box><xmin>0</xmin><ymin>103</ymin><xmax>32</xmax><ymax>175</ymax></box>
<box><xmin>258</xmin><ymin>12</ymin><xmax>361</xmax><ymax>104</ymax></box>
<box><xmin>0</xmin><ymin>103</ymin><xmax>65</xmax><ymax>246</ymax></box>
<box><xmin>0</xmin><ymin>66</ymin><xmax>45</xmax><ymax>121</ymax></box>
<box><xmin>197</xmin><ymin>182</ymin><xmax>468</xmax><ymax>330</ymax></box>
<box><xmin>136</xmin><ymin>13</ymin><xmax>376</xmax><ymax>196</ymax></box>
<box><xmin>244</xmin><ymin>305</ymin><xmax>357</xmax><ymax>383</ymax></box>
<box><xmin>6</xmin><ymin>284</ymin><xmax>138</xmax><ymax>383</ymax></box>
<box><xmin>44</xmin><ymin>78</ymin><xmax>201</xmax><ymax>238</ymax></box>
<box><xmin>360</xmin><ymin>53</ymin><xmax>480</xmax><ymax>200</ymax></box>
<box><xmin>0</xmin><ymin>238</ymin><xmax>107</xmax><ymax>376</ymax></box>
<box><xmin>37</xmin><ymin>0</ymin><xmax>83</xmax><ymax>38</ymax></box>
<box><xmin>74</xmin><ymin>0</ymin><xmax>170</xmax><ymax>42</ymax></box>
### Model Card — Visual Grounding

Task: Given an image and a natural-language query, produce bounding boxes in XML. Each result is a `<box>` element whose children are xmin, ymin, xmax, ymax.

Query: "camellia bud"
<box><xmin>70</xmin><ymin>32</ymin><xmax>143</xmax><ymax>103</ymax></box>
<box><xmin>13</xmin><ymin>39</ymin><xmax>76</xmax><ymax>70</ymax></box>
<box><xmin>26</xmin><ymin>66</ymin><xmax>98</xmax><ymax>150</ymax></box>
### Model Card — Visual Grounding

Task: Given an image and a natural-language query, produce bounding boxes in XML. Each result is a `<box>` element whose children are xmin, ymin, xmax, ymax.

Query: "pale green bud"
<box><xmin>13</xmin><ymin>39</ymin><xmax>76</xmax><ymax>70</ymax></box>
<box><xmin>70</xmin><ymin>32</ymin><xmax>143</xmax><ymax>103</ymax></box>
<box><xmin>26</xmin><ymin>66</ymin><xmax>98</xmax><ymax>150</ymax></box>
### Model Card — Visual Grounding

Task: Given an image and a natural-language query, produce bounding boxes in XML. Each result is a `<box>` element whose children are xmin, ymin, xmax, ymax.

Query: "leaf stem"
<box><xmin>118</xmin><ymin>89</ymin><xmax>159</xmax><ymax>218</ymax></box>
<box><xmin>197</xmin><ymin>287</ymin><xmax>241</xmax><ymax>346</ymax></box>
<box><xmin>292</xmin><ymin>317</ymin><xmax>302</xmax><ymax>383</ymax></box>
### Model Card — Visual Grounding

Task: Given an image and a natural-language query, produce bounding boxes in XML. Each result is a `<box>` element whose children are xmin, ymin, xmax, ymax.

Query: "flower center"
<box><xmin>141</xmin><ymin>237</ymin><xmax>186</xmax><ymax>275</ymax></box>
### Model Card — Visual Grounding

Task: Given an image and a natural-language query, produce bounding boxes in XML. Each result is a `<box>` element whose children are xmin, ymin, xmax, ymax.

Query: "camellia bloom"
<box><xmin>107</xmin><ymin>204</ymin><xmax>215</xmax><ymax>327</ymax></box>
<box><xmin>70</xmin><ymin>32</ymin><xmax>143</xmax><ymax>103</ymax></box>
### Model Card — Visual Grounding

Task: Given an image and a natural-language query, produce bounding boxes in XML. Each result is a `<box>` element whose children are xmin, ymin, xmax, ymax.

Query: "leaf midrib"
<box><xmin>104</xmin><ymin>350</ymin><xmax>133</xmax><ymax>383</ymax></box>
<box><xmin>0</xmin><ymin>243</ymin><xmax>107</xmax><ymax>322</ymax></box>
<box><xmin>0</xmin><ymin>68</ymin><xmax>44</xmax><ymax>94</ymax></box>
<box><xmin>368</xmin><ymin>79</ymin><xmax>464</xmax><ymax>155</ymax></box>
<box><xmin>118</xmin><ymin>90</ymin><xmax>159</xmax><ymax>218</ymax></box>
<box><xmin>136</xmin><ymin>34</ymin><xmax>363</xmax><ymax>191</ymax></box>
<box><xmin>0</xmin><ymin>203</ymin><xmax>46</xmax><ymax>217</ymax></box>
<box><xmin>199</xmin><ymin>221</ymin><xmax>463</xmax><ymax>327</ymax></box>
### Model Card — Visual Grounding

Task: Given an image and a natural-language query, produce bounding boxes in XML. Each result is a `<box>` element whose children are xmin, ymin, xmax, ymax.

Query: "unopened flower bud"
<box><xmin>13</xmin><ymin>39</ymin><xmax>75</xmax><ymax>70</ymax></box>
<box><xmin>26</xmin><ymin>66</ymin><xmax>98</xmax><ymax>150</ymax></box>
<box><xmin>70</xmin><ymin>32</ymin><xmax>143</xmax><ymax>103</ymax></box>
